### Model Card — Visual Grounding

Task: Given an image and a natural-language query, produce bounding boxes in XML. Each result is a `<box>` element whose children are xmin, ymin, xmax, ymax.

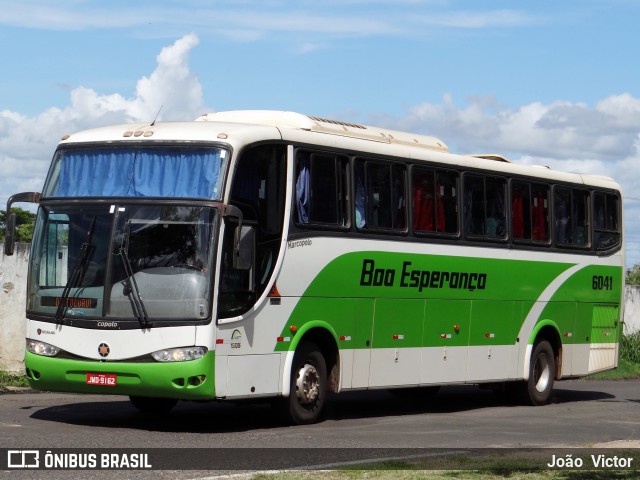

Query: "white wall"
<box><xmin>0</xmin><ymin>243</ymin><xmax>29</xmax><ymax>373</ymax></box>
<box><xmin>1</xmin><ymin>242</ymin><xmax>639</xmax><ymax>374</ymax></box>
<box><xmin>624</xmin><ymin>285</ymin><xmax>640</xmax><ymax>335</ymax></box>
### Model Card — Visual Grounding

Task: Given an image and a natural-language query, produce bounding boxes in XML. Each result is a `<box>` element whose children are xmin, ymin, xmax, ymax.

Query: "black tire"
<box><xmin>525</xmin><ymin>340</ymin><xmax>556</xmax><ymax>406</ymax></box>
<box><xmin>129</xmin><ymin>396</ymin><xmax>178</xmax><ymax>413</ymax></box>
<box><xmin>285</xmin><ymin>343</ymin><xmax>327</xmax><ymax>425</ymax></box>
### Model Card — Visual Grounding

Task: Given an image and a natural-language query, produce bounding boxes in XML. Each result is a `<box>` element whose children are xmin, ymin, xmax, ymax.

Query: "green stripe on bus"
<box><xmin>276</xmin><ymin>252</ymin><xmax>622</xmax><ymax>351</ymax></box>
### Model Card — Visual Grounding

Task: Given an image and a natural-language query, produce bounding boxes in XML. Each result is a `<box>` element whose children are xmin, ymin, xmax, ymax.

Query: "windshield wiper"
<box><xmin>117</xmin><ymin>222</ymin><xmax>152</xmax><ymax>329</ymax></box>
<box><xmin>55</xmin><ymin>217</ymin><xmax>96</xmax><ymax>324</ymax></box>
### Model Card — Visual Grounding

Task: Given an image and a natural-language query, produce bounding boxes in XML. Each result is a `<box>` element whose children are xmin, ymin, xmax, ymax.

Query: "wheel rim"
<box><xmin>295</xmin><ymin>363</ymin><xmax>320</xmax><ymax>405</ymax></box>
<box><xmin>533</xmin><ymin>352</ymin><xmax>550</xmax><ymax>393</ymax></box>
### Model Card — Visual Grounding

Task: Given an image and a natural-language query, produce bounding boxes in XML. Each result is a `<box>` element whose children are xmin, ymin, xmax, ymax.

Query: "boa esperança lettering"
<box><xmin>359</xmin><ymin>259</ymin><xmax>488</xmax><ymax>292</ymax></box>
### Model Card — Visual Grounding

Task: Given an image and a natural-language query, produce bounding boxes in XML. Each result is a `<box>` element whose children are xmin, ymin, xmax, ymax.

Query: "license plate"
<box><xmin>85</xmin><ymin>373</ymin><xmax>117</xmax><ymax>387</ymax></box>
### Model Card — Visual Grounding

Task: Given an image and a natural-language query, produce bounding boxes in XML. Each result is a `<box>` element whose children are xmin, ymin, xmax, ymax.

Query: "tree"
<box><xmin>626</xmin><ymin>263</ymin><xmax>640</xmax><ymax>286</ymax></box>
<box><xmin>0</xmin><ymin>207</ymin><xmax>37</xmax><ymax>243</ymax></box>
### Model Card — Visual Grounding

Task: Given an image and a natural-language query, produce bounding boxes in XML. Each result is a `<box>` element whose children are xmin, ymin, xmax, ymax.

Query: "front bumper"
<box><xmin>25</xmin><ymin>350</ymin><xmax>216</xmax><ymax>400</ymax></box>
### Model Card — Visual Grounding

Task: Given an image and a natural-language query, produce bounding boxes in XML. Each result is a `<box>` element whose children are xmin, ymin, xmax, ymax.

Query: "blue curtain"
<box><xmin>48</xmin><ymin>147</ymin><xmax>225</xmax><ymax>199</ymax></box>
<box><xmin>295</xmin><ymin>157</ymin><xmax>310</xmax><ymax>223</ymax></box>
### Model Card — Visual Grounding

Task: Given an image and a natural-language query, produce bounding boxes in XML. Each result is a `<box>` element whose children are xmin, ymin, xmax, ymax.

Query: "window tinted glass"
<box><xmin>593</xmin><ymin>192</ymin><xmax>620</xmax><ymax>250</ymax></box>
<box><xmin>512</xmin><ymin>181</ymin><xmax>549</xmax><ymax>243</ymax></box>
<box><xmin>412</xmin><ymin>168</ymin><xmax>458</xmax><ymax>234</ymax></box>
<box><xmin>355</xmin><ymin>159</ymin><xmax>406</xmax><ymax>231</ymax></box>
<box><xmin>295</xmin><ymin>151</ymin><xmax>347</xmax><ymax>226</ymax></box>
<box><xmin>464</xmin><ymin>174</ymin><xmax>506</xmax><ymax>239</ymax></box>
<box><xmin>554</xmin><ymin>187</ymin><xmax>589</xmax><ymax>247</ymax></box>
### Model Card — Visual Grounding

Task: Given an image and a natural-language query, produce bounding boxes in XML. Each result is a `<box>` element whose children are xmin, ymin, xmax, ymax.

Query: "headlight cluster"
<box><xmin>151</xmin><ymin>346</ymin><xmax>207</xmax><ymax>362</ymax></box>
<box><xmin>26</xmin><ymin>339</ymin><xmax>60</xmax><ymax>357</ymax></box>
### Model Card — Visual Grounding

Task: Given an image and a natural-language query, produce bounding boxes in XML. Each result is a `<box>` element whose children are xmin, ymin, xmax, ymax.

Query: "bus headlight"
<box><xmin>26</xmin><ymin>339</ymin><xmax>60</xmax><ymax>357</ymax></box>
<box><xmin>151</xmin><ymin>346</ymin><xmax>207</xmax><ymax>362</ymax></box>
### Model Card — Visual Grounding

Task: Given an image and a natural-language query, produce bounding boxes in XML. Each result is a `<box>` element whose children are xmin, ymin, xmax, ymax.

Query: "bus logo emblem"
<box><xmin>98</xmin><ymin>343</ymin><xmax>110</xmax><ymax>357</ymax></box>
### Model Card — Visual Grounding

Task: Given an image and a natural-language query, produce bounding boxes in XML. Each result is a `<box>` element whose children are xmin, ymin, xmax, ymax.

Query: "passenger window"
<box><xmin>355</xmin><ymin>159</ymin><xmax>406</xmax><ymax>231</ymax></box>
<box><xmin>531</xmin><ymin>184</ymin><xmax>550</xmax><ymax>242</ymax></box>
<box><xmin>512</xmin><ymin>181</ymin><xmax>549</xmax><ymax>243</ymax></box>
<box><xmin>412</xmin><ymin>168</ymin><xmax>458</xmax><ymax>235</ymax></box>
<box><xmin>593</xmin><ymin>192</ymin><xmax>620</xmax><ymax>250</ymax></box>
<box><xmin>295</xmin><ymin>151</ymin><xmax>348</xmax><ymax>227</ymax></box>
<box><xmin>554</xmin><ymin>187</ymin><xmax>589</xmax><ymax>247</ymax></box>
<box><xmin>464</xmin><ymin>174</ymin><xmax>506</xmax><ymax>239</ymax></box>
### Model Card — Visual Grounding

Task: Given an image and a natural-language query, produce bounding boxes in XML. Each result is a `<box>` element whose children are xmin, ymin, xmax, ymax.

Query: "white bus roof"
<box><xmin>58</xmin><ymin>110</ymin><xmax>620</xmax><ymax>191</ymax></box>
<box><xmin>196</xmin><ymin>110</ymin><xmax>449</xmax><ymax>153</ymax></box>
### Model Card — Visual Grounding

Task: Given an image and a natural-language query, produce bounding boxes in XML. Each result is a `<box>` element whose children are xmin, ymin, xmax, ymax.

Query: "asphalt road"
<box><xmin>1</xmin><ymin>379</ymin><xmax>639</xmax><ymax>479</ymax></box>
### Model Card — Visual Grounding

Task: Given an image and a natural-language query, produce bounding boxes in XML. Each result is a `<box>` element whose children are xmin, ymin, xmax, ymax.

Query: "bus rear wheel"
<box><xmin>525</xmin><ymin>340</ymin><xmax>555</xmax><ymax>406</ymax></box>
<box><xmin>286</xmin><ymin>343</ymin><xmax>327</xmax><ymax>425</ymax></box>
<box><xmin>129</xmin><ymin>396</ymin><xmax>178</xmax><ymax>413</ymax></box>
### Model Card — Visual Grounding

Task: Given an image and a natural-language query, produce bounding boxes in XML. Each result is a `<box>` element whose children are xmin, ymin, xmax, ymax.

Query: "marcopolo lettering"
<box><xmin>288</xmin><ymin>238</ymin><xmax>312</xmax><ymax>249</ymax></box>
<box><xmin>359</xmin><ymin>259</ymin><xmax>487</xmax><ymax>292</ymax></box>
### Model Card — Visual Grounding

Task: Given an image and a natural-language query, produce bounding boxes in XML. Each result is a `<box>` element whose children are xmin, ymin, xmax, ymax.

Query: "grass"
<box><xmin>620</xmin><ymin>331</ymin><xmax>640</xmax><ymax>364</ymax></box>
<box><xmin>0</xmin><ymin>370</ymin><xmax>30</xmax><ymax>390</ymax></box>
<box><xmin>586</xmin><ymin>358</ymin><xmax>640</xmax><ymax>380</ymax></box>
<box><xmin>250</xmin><ymin>446</ymin><xmax>640</xmax><ymax>478</ymax></box>
<box><xmin>250</xmin><ymin>455</ymin><xmax>640</xmax><ymax>480</ymax></box>
<box><xmin>251</xmin><ymin>471</ymin><xmax>639</xmax><ymax>479</ymax></box>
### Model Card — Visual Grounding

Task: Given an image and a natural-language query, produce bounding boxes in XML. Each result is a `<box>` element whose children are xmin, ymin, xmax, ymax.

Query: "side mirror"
<box><xmin>233</xmin><ymin>225</ymin><xmax>255</xmax><ymax>270</ymax></box>
<box><xmin>222</xmin><ymin>204</ymin><xmax>254</xmax><ymax>270</ymax></box>
<box><xmin>4</xmin><ymin>191</ymin><xmax>41</xmax><ymax>256</ymax></box>
<box><xmin>4</xmin><ymin>213</ymin><xmax>16</xmax><ymax>256</ymax></box>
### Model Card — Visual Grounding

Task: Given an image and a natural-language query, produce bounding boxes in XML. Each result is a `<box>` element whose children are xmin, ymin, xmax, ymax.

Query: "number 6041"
<box><xmin>592</xmin><ymin>275</ymin><xmax>613</xmax><ymax>290</ymax></box>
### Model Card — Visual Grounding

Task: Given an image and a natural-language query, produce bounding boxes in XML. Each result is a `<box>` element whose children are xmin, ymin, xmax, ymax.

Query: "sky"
<box><xmin>0</xmin><ymin>0</ymin><xmax>639</xmax><ymax>267</ymax></box>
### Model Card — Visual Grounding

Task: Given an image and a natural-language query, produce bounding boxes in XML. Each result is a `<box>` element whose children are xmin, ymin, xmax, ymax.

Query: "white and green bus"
<box><xmin>4</xmin><ymin>110</ymin><xmax>623</xmax><ymax>424</ymax></box>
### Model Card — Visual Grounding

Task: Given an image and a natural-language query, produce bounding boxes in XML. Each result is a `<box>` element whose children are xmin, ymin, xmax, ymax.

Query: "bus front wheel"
<box><xmin>525</xmin><ymin>340</ymin><xmax>555</xmax><ymax>406</ymax></box>
<box><xmin>286</xmin><ymin>343</ymin><xmax>327</xmax><ymax>425</ymax></box>
<box><xmin>129</xmin><ymin>396</ymin><xmax>178</xmax><ymax>413</ymax></box>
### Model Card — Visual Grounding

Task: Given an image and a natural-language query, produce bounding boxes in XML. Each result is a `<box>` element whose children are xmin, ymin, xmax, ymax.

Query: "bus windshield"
<box><xmin>43</xmin><ymin>145</ymin><xmax>228</xmax><ymax>200</ymax></box>
<box><xmin>28</xmin><ymin>204</ymin><xmax>218</xmax><ymax>322</ymax></box>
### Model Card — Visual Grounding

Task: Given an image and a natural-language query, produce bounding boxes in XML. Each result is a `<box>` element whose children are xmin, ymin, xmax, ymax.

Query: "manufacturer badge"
<box><xmin>98</xmin><ymin>343</ymin><xmax>110</xmax><ymax>358</ymax></box>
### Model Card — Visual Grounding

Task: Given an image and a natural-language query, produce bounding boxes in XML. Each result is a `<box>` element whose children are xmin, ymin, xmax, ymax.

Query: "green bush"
<box><xmin>627</xmin><ymin>264</ymin><xmax>640</xmax><ymax>285</ymax></box>
<box><xmin>0</xmin><ymin>371</ymin><xmax>30</xmax><ymax>388</ymax></box>
<box><xmin>621</xmin><ymin>331</ymin><xmax>640</xmax><ymax>364</ymax></box>
<box><xmin>0</xmin><ymin>207</ymin><xmax>37</xmax><ymax>243</ymax></box>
